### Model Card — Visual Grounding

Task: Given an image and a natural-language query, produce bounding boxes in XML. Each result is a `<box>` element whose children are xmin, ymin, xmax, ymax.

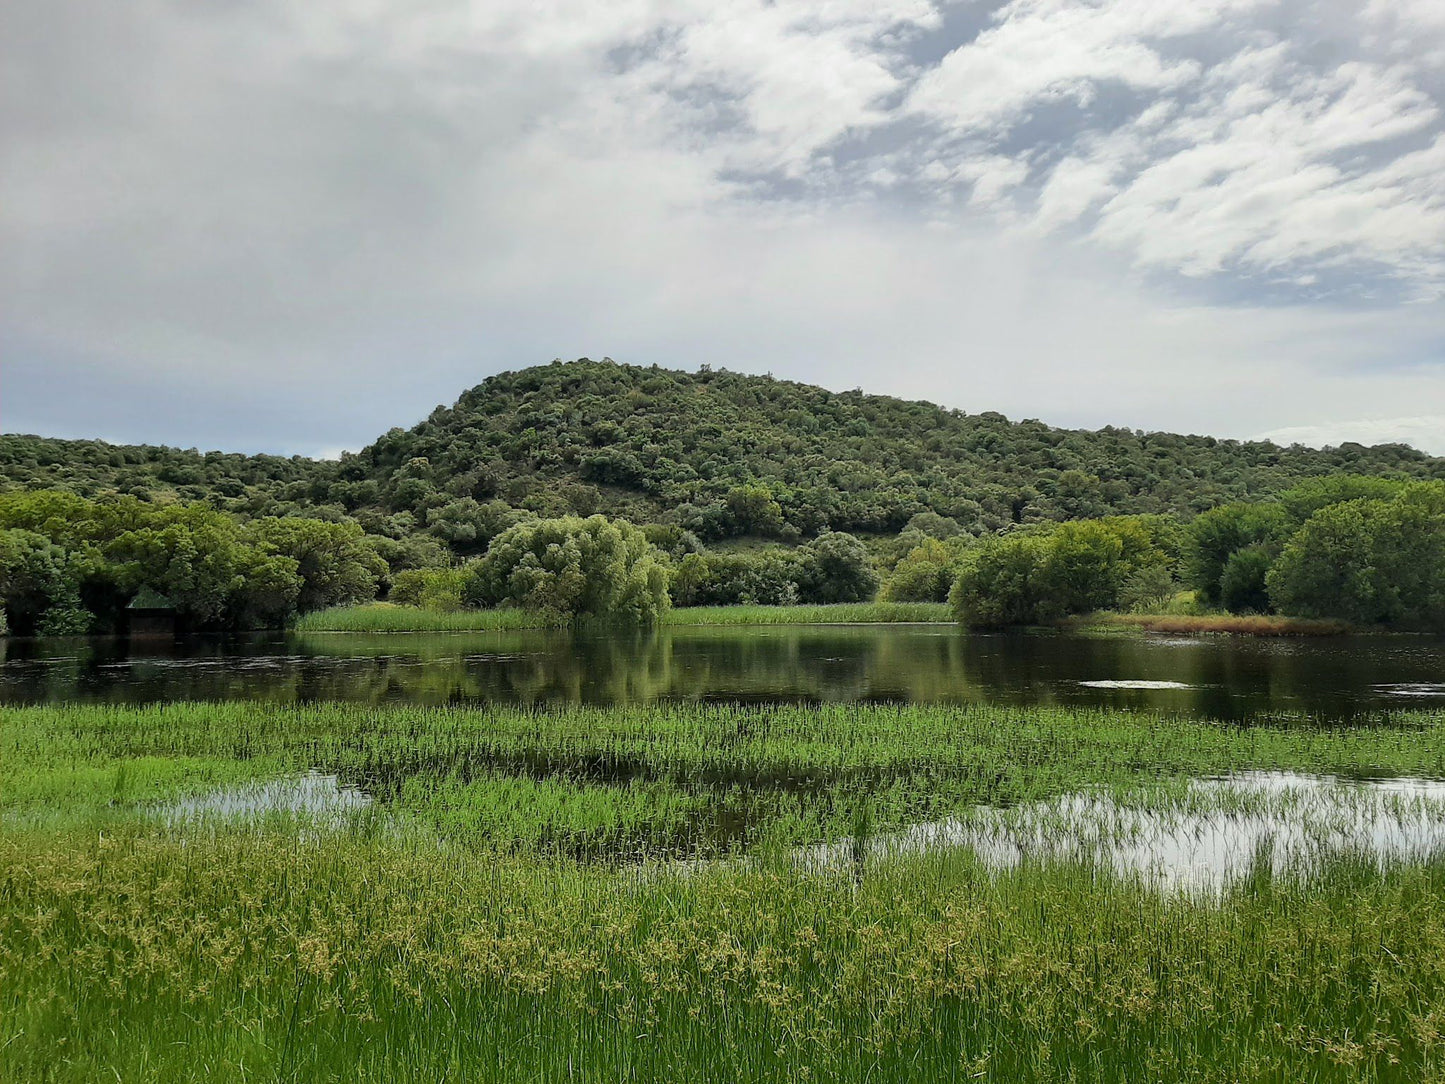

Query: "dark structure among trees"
<box><xmin>125</xmin><ymin>587</ymin><xmax>176</xmax><ymax>638</ymax></box>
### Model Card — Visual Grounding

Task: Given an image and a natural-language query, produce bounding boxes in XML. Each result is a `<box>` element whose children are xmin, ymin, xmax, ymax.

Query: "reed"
<box><xmin>1078</xmin><ymin>612</ymin><xmax>1355</xmax><ymax>636</ymax></box>
<box><xmin>293</xmin><ymin>601</ymin><xmax>954</xmax><ymax>633</ymax></box>
<box><xmin>4</xmin><ymin>825</ymin><xmax>1445</xmax><ymax>1082</ymax></box>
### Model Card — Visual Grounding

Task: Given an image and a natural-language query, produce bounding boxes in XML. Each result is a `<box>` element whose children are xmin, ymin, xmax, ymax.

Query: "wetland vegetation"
<box><xmin>8</xmin><ymin>699</ymin><xmax>1445</xmax><ymax>1080</ymax></box>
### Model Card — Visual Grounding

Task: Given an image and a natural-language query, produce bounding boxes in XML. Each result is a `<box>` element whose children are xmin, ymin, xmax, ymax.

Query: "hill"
<box><xmin>4</xmin><ymin>359</ymin><xmax>1443</xmax><ymax>548</ymax></box>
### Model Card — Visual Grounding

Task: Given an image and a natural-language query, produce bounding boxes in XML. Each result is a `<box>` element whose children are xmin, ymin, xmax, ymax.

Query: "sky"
<box><xmin>2</xmin><ymin>0</ymin><xmax>1443</xmax><ymax>458</ymax></box>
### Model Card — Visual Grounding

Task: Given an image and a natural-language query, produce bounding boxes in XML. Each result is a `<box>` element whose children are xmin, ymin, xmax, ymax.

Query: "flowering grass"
<box><xmin>7</xmin><ymin>700</ymin><xmax>1445</xmax><ymax>1080</ymax></box>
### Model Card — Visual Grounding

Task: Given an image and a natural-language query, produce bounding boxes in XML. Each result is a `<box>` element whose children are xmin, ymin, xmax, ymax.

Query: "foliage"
<box><xmin>6</xmin><ymin>361</ymin><xmax>1440</xmax><ymax>562</ymax></box>
<box><xmin>387</xmin><ymin>567</ymin><xmax>470</xmax><ymax>612</ymax></box>
<box><xmin>792</xmin><ymin>530</ymin><xmax>878</xmax><ymax>604</ymax></box>
<box><xmin>951</xmin><ymin>517</ymin><xmax>1178</xmax><ymax>627</ymax></box>
<box><xmin>882</xmin><ymin>537</ymin><xmax>959</xmax><ymax>602</ymax></box>
<box><xmin>0</xmin><ymin>491</ymin><xmax>386</xmax><ymax>633</ymax></box>
<box><xmin>1185</xmin><ymin>502</ymin><xmax>1289</xmax><ymax>610</ymax></box>
<box><xmin>1267</xmin><ymin>483</ymin><xmax>1445</xmax><ymax>628</ymax></box>
<box><xmin>466</xmin><ymin>515</ymin><xmax>670</xmax><ymax>625</ymax></box>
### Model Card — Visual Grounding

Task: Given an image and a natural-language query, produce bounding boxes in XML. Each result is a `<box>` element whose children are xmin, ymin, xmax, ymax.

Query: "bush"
<box><xmin>793</xmin><ymin>531</ymin><xmax>878</xmax><ymax>604</ymax></box>
<box><xmin>389</xmin><ymin>567</ymin><xmax>469</xmax><ymax>611</ymax></box>
<box><xmin>466</xmin><ymin>516</ymin><xmax>670</xmax><ymax>625</ymax></box>
<box><xmin>883</xmin><ymin>538</ymin><xmax>957</xmax><ymax>602</ymax></box>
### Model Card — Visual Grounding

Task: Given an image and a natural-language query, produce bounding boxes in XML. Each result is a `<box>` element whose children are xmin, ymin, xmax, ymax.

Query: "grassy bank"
<box><xmin>1075</xmin><ymin>612</ymin><xmax>1356</xmax><ymax>636</ymax></box>
<box><xmin>293</xmin><ymin>600</ymin><xmax>954</xmax><ymax>633</ymax></box>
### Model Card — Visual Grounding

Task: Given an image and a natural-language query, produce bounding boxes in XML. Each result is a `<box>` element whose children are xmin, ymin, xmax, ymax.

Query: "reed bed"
<box><xmin>292</xmin><ymin>602</ymin><xmax>568</xmax><ymax>632</ymax></box>
<box><xmin>293</xmin><ymin>601</ymin><xmax>954</xmax><ymax>633</ymax></box>
<box><xmin>5</xmin><ymin>826</ymin><xmax>1445</xmax><ymax>1082</ymax></box>
<box><xmin>663</xmin><ymin>602</ymin><xmax>954</xmax><ymax>626</ymax></box>
<box><xmin>9</xmin><ymin>700</ymin><xmax>1445</xmax><ymax>1080</ymax></box>
<box><xmin>8</xmin><ymin>701</ymin><xmax>1445</xmax><ymax>855</ymax></box>
<box><xmin>1081</xmin><ymin>612</ymin><xmax>1355</xmax><ymax>636</ymax></box>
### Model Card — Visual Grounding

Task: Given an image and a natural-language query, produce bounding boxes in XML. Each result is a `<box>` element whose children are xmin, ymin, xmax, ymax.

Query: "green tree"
<box><xmin>466</xmin><ymin>515</ymin><xmax>669</xmax><ymax>624</ymax></box>
<box><xmin>883</xmin><ymin>538</ymin><xmax>957</xmax><ymax>603</ymax></box>
<box><xmin>794</xmin><ymin>530</ymin><xmax>878</xmax><ymax>604</ymax></box>
<box><xmin>950</xmin><ymin>534</ymin><xmax>1050</xmax><ymax>627</ymax></box>
<box><xmin>1185</xmin><ymin>503</ymin><xmax>1289</xmax><ymax>608</ymax></box>
<box><xmin>246</xmin><ymin>518</ymin><xmax>385</xmax><ymax>613</ymax></box>
<box><xmin>1268</xmin><ymin>484</ymin><xmax>1445</xmax><ymax>628</ymax></box>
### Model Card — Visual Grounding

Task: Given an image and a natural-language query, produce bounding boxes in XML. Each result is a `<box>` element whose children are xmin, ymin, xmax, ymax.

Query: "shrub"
<box><xmin>466</xmin><ymin>515</ymin><xmax>670</xmax><ymax>625</ymax></box>
<box><xmin>389</xmin><ymin>567</ymin><xmax>470</xmax><ymax>611</ymax></box>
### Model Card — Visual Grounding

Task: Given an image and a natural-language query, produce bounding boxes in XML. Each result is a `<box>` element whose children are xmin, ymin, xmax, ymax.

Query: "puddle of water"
<box><xmin>798</xmin><ymin>772</ymin><xmax>1445</xmax><ymax>891</ymax></box>
<box><xmin>159</xmin><ymin>771</ymin><xmax>371</xmax><ymax>826</ymax></box>
<box><xmin>1078</xmin><ymin>679</ymin><xmax>1193</xmax><ymax>690</ymax></box>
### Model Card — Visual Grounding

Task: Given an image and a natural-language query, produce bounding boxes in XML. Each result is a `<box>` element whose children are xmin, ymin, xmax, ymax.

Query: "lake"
<box><xmin>3</xmin><ymin>624</ymin><xmax>1443</xmax><ymax>719</ymax></box>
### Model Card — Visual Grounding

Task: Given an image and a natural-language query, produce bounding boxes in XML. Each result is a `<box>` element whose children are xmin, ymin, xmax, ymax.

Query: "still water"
<box><xmin>3</xmin><ymin>625</ymin><xmax>1444</xmax><ymax>719</ymax></box>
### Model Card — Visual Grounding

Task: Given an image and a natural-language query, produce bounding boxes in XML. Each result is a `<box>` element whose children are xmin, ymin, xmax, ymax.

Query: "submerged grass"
<box><xmin>293</xmin><ymin>600</ymin><xmax>954</xmax><ymax>633</ymax></box>
<box><xmin>8</xmin><ymin>700</ymin><xmax>1445</xmax><ymax>855</ymax></box>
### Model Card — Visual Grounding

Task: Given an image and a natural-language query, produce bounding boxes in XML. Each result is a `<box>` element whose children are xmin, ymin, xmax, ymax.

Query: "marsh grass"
<box><xmin>6</xmin><ymin>826</ymin><xmax>1445</xmax><ymax>1082</ymax></box>
<box><xmin>8</xmin><ymin>701</ymin><xmax>1445</xmax><ymax>855</ymax></box>
<box><xmin>293</xmin><ymin>600</ymin><xmax>953</xmax><ymax>633</ymax></box>
<box><xmin>292</xmin><ymin>602</ymin><xmax>569</xmax><ymax>632</ymax></box>
<box><xmin>9</xmin><ymin>700</ymin><xmax>1445</xmax><ymax>1080</ymax></box>
<box><xmin>1078</xmin><ymin>612</ymin><xmax>1355</xmax><ymax>636</ymax></box>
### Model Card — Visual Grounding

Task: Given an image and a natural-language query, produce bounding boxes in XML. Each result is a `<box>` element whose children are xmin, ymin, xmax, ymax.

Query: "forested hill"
<box><xmin>4</xmin><ymin>358</ymin><xmax>1443</xmax><ymax>541</ymax></box>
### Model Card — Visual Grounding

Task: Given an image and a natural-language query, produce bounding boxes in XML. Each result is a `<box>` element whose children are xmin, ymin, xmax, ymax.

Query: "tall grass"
<box><xmin>1079</xmin><ymin>612</ymin><xmax>1355</xmax><ymax>636</ymax></box>
<box><xmin>293</xmin><ymin>600</ymin><xmax>954</xmax><ymax>633</ymax></box>
<box><xmin>293</xmin><ymin>602</ymin><xmax>568</xmax><ymax>632</ymax></box>
<box><xmin>5</xmin><ymin>826</ymin><xmax>1445</xmax><ymax>1082</ymax></box>
<box><xmin>8</xmin><ymin>701</ymin><xmax>1445</xmax><ymax>854</ymax></box>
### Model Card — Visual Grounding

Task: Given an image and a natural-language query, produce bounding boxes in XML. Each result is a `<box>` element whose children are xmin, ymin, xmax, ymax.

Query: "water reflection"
<box><xmin>799</xmin><ymin>772</ymin><xmax>1445</xmax><ymax>892</ymax></box>
<box><xmin>2</xmin><ymin>626</ymin><xmax>1444</xmax><ymax>719</ymax></box>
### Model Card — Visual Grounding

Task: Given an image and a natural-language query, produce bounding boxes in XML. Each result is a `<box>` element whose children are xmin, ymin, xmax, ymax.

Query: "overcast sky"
<box><xmin>3</xmin><ymin>0</ymin><xmax>1443</xmax><ymax>457</ymax></box>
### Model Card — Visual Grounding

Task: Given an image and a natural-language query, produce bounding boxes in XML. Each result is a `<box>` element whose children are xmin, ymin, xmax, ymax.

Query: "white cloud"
<box><xmin>1</xmin><ymin>0</ymin><xmax>1443</xmax><ymax>457</ymax></box>
<box><xmin>1258</xmin><ymin>417</ymin><xmax>1445</xmax><ymax>457</ymax></box>
<box><xmin>908</xmin><ymin>0</ymin><xmax>1270</xmax><ymax>134</ymax></box>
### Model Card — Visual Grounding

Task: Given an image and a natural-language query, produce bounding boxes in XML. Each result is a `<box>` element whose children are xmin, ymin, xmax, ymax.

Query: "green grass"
<box><xmin>663</xmin><ymin>601</ymin><xmax>953</xmax><ymax>625</ymax></box>
<box><xmin>9</xmin><ymin>699</ymin><xmax>1445</xmax><ymax>1080</ymax></box>
<box><xmin>7</xmin><ymin>826</ymin><xmax>1445</xmax><ymax>1082</ymax></box>
<box><xmin>9</xmin><ymin>700</ymin><xmax>1445</xmax><ymax>853</ymax></box>
<box><xmin>1075</xmin><ymin>612</ymin><xmax>1356</xmax><ymax>636</ymax></box>
<box><xmin>294</xmin><ymin>600</ymin><xmax>955</xmax><ymax>632</ymax></box>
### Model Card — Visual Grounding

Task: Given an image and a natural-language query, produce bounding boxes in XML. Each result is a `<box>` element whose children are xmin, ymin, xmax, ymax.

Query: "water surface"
<box><xmin>3</xmin><ymin>625</ymin><xmax>1443</xmax><ymax>720</ymax></box>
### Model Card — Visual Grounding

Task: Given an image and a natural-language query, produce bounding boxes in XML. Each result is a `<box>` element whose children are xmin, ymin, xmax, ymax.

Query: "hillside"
<box><xmin>4</xmin><ymin>359</ymin><xmax>1443</xmax><ymax>546</ymax></box>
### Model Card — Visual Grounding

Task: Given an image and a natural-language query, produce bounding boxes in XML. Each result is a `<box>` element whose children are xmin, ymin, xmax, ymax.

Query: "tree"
<box><xmin>1268</xmin><ymin>484</ymin><xmax>1445</xmax><ymax>628</ymax></box>
<box><xmin>466</xmin><ymin>515</ymin><xmax>669</xmax><ymax>625</ymax></box>
<box><xmin>246</xmin><ymin>518</ymin><xmax>385</xmax><ymax>613</ymax></box>
<box><xmin>951</xmin><ymin>535</ymin><xmax>1050</xmax><ymax>627</ymax></box>
<box><xmin>794</xmin><ymin>530</ymin><xmax>878</xmax><ymax>604</ymax></box>
<box><xmin>1185</xmin><ymin>503</ymin><xmax>1288</xmax><ymax>608</ymax></box>
<box><xmin>0</xmin><ymin>528</ymin><xmax>92</xmax><ymax>635</ymax></box>
<box><xmin>883</xmin><ymin>538</ymin><xmax>957</xmax><ymax>602</ymax></box>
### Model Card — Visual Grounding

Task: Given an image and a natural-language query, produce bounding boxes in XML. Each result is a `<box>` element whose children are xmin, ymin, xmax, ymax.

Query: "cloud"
<box><xmin>1</xmin><ymin>0</ymin><xmax>1442</xmax><ymax>458</ymax></box>
<box><xmin>1257</xmin><ymin>417</ymin><xmax>1445</xmax><ymax>457</ymax></box>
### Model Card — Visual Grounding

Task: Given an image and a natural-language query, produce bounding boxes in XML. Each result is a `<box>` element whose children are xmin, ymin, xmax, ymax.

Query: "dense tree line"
<box><xmin>5</xmin><ymin>361</ymin><xmax>1442</xmax><ymax>564</ymax></box>
<box><xmin>934</xmin><ymin>478</ymin><xmax>1445</xmax><ymax>631</ymax></box>
<box><xmin>0</xmin><ymin>491</ymin><xmax>384</xmax><ymax>635</ymax></box>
